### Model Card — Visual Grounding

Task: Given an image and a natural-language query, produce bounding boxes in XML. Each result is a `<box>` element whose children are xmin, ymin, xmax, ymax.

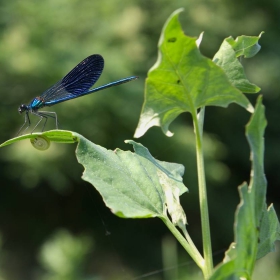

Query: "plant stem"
<box><xmin>161</xmin><ymin>217</ymin><xmax>205</xmax><ymax>271</ymax></box>
<box><xmin>193</xmin><ymin>107</ymin><xmax>213</xmax><ymax>279</ymax></box>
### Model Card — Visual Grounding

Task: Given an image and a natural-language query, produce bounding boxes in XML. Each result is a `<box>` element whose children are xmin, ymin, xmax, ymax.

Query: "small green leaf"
<box><xmin>226</xmin><ymin>32</ymin><xmax>264</xmax><ymax>58</ymax></box>
<box><xmin>76</xmin><ymin>137</ymin><xmax>187</xmax><ymax>220</ymax></box>
<box><xmin>246</xmin><ymin>96</ymin><xmax>280</xmax><ymax>258</ymax></box>
<box><xmin>211</xmin><ymin>97</ymin><xmax>280</xmax><ymax>278</ymax></box>
<box><xmin>213</xmin><ymin>34</ymin><xmax>262</xmax><ymax>93</ymax></box>
<box><xmin>134</xmin><ymin>9</ymin><xmax>253</xmax><ymax>138</ymax></box>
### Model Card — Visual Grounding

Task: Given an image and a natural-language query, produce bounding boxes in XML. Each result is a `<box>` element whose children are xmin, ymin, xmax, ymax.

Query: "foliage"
<box><xmin>2</xmin><ymin>8</ymin><xmax>280</xmax><ymax>280</ymax></box>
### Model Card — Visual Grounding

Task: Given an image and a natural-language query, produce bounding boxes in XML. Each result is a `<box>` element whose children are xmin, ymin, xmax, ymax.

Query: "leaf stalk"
<box><xmin>161</xmin><ymin>217</ymin><xmax>205</xmax><ymax>272</ymax></box>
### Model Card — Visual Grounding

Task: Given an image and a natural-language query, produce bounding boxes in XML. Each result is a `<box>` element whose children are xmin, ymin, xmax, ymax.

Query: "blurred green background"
<box><xmin>0</xmin><ymin>0</ymin><xmax>279</xmax><ymax>279</ymax></box>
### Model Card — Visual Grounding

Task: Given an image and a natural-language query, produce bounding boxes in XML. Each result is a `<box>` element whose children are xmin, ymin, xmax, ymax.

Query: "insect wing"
<box><xmin>41</xmin><ymin>54</ymin><xmax>104</xmax><ymax>105</ymax></box>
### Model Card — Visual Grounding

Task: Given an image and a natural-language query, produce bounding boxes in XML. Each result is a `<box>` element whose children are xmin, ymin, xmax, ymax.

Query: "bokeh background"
<box><xmin>0</xmin><ymin>1</ymin><xmax>279</xmax><ymax>279</ymax></box>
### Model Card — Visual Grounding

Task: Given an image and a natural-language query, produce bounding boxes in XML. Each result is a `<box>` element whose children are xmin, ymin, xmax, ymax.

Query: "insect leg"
<box><xmin>17</xmin><ymin>112</ymin><xmax>31</xmax><ymax>136</ymax></box>
<box><xmin>32</xmin><ymin>111</ymin><xmax>58</xmax><ymax>132</ymax></box>
<box><xmin>30</xmin><ymin>112</ymin><xmax>44</xmax><ymax>133</ymax></box>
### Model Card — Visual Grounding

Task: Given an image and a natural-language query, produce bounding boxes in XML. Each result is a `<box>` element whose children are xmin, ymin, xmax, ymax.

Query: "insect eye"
<box><xmin>18</xmin><ymin>104</ymin><xmax>26</xmax><ymax>113</ymax></box>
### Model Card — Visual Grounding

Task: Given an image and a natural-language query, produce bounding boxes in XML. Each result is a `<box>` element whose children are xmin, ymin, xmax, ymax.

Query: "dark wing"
<box><xmin>41</xmin><ymin>54</ymin><xmax>104</xmax><ymax>105</ymax></box>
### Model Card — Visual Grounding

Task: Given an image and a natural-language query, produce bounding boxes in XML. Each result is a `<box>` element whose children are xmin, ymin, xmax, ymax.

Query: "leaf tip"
<box><xmin>172</xmin><ymin>7</ymin><xmax>185</xmax><ymax>15</ymax></box>
<box><xmin>133</xmin><ymin>129</ymin><xmax>144</xmax><ymax>138</ymax></box>
<box><xmin>165</xmin><ymin>130</ymin><xmax>174</xmax><ymax>137</ymax></box>
<box><xmin>247</xmin><ymin>103</ymin><xmax>255</xmax><ymax>113</ymax></box>
<box><xmin>196</xmin><ymin>32</ymin><xmax>204</xmax><ymax>47</ymax></box>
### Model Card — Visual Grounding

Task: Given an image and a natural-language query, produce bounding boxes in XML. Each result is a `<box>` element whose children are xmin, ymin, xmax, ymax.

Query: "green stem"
<box><xmin>161</xmin><ymin>217</ymin><xmax>205</xmax><ymax>272</ymax></box>
<box><xmin>193</xmin><ymin>107</ymin><xmax>213</xmax><ymax>279</ymax></box>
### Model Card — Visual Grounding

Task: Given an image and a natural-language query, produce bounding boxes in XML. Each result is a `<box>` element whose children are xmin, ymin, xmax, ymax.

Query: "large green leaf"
<box><xmin>134</xmin><ymin>8</ymin><xmax>253</xmax><ymax>138</ymax></box>
<box><xmin>76</xmin><ymin>137</ymin><xmax>188</xmax><ymax>220</ymax></box>
<box><xmin>1</xmin><ymin>131</ymin><xmax>188</xmax><ymax>224</ymax></box>
<box><xmin>210</xmin><ymin>96</ymin><xmax>280</xmax><ymax>279</ymax></box>
<box><xmin>245</xmin><ymin>96</ymin><xmax>280</xmax><ymax>259</ymax></box>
